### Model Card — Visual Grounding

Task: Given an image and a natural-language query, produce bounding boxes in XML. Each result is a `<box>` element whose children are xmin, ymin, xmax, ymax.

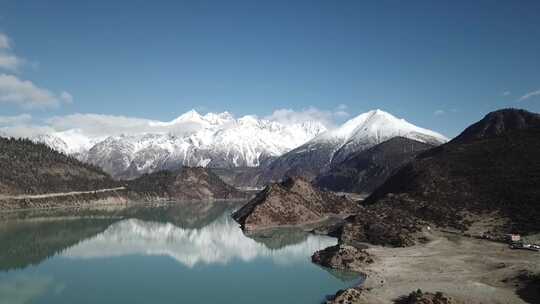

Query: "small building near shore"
<box><xmin>506</xmin><ymin>234</ymin><xmax>521</xmax><ymax>242</ymax></box>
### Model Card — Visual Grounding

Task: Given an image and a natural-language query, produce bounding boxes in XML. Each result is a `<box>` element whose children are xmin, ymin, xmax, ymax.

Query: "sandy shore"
<box><xmin>354</xmin><ymin>230</ymin><xmax>540</xmax><ymax>303</ymax></box>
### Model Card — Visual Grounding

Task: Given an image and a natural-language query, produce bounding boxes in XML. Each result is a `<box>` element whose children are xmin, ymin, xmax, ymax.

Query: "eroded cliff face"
<box><xmin>232</xmin><ymin>177</ymin><xmax>360</xmax><ymax>231</ymax></box>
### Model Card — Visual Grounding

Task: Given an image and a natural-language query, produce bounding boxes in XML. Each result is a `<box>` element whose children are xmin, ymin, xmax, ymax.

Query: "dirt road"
<box><xmin>0</xmin><ymin>187</ymin><xmax>126</xmax><ymax>200</ymax></box>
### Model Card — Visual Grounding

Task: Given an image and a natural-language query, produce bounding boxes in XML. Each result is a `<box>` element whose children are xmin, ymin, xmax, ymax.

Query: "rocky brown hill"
<box><xmin>365</xmin><ymin>109</ymin><xmax>540</xmax><ymax>234</ymax></box>
<box><xmin>312</xmin><ymin>244</ymin><xmax>374</xmax><ymax>270</ymax></box>
<box><xmin>126</xmin><ymin>167</ymin><xmax>248</xmax><ymax>201</ymax></box>
<box><xmin>451</xmin><ymin>108</ymin><xmax>540</xmax><ymax>143</ymax></box>
<box><xmin>0</xmin><ymin>137</ymin><xmax>117</xmax><ymax>196</ymax></box>
<box><xmin>232</xmin><ymin>177</ymin><xmax>360</xmax><ymax>231</ymax></box>
<box><xmin>315</xmin><ymin>137</ymin><xmax>434</xmax><ymax>194</ymax></box>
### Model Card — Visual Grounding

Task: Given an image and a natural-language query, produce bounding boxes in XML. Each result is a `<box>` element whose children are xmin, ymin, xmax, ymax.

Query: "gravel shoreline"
<box><xmin>323</xmin><ymin>230</ymin><xmax>540</xmax><ymax>303</ymax></box>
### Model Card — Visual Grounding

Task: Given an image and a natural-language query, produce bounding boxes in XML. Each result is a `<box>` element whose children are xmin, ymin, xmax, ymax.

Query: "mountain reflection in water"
<box><xmin>0</xmin><ymin>201</ymin><xmax>338</xmax><ymax>270</ymax></box>
<box><xmin>0</xmin><ymin>201</ymin><xmax>361</xmax><ymax>304</ymax></box>
<box><xmin>62</xmin><ymin>212</ymin><xmax>337</xmax><ymax>268</ymax></box>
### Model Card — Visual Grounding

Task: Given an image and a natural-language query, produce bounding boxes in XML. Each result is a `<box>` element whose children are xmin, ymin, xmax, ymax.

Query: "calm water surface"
<box><xmin>0</xmin><ymin>201</ymin><xmax>360</xmax><ymax>304</ymax></box>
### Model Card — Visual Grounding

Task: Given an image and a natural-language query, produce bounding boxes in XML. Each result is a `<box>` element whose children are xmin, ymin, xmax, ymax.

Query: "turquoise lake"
<box><xmin>0</xmin><ymin>201</ymin><xmax>360</xmax><ymax>304</ymax></box>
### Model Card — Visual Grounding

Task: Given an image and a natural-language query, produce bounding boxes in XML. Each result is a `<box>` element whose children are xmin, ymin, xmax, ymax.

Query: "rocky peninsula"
<box><xmin>232</xmin><ymin>177</ymin><xmax>360</xmax><ymax>231</ymax></box>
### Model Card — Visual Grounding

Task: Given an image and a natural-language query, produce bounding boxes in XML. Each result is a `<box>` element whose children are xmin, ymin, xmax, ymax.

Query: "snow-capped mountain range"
<box><xmin>31</xmin><ymin>110</ymin><xmax>327</xmax><ymax>179</ymax></box>
<box><xmin>29</xmin><ymin>109</ymin><xmax>447</xmax><ymax>181</ymax></box>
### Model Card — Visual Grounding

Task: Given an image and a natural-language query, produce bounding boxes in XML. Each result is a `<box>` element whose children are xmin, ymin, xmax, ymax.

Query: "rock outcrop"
<box><xmin>339</xmin><ymin>208</ymin><xmax>422</xmax><ymax>248</ymax></box>
<box><xmin>312</xmin><ymin>244</ymin><xmax>373</xmax><ymax>271</ymax></box>
<box><xmin>325</xmin><ymin>288</ymin><xmax>387</xmax><ymax>304</ymax></box>
<box><xmin>127</xmin><ymin>167</ymin><xmax>248</xmax><ymax>201</ymax></box>
<box><xmin>232</xmin><ymin>177</ymin><xmax>359</xmax><ymax>231</ymax></box>
<box><xmin>394</xmin><ymin>290</ymin><xmax>461</xmax><ymax>304</ymax></box>
<box><xmin>325</xmin><ymin>288</ymin><xmax>364</xmax><ymax>304</ymax></box>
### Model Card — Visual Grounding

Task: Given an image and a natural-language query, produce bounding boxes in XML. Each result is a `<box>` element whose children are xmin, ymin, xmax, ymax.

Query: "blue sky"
<box><xmin>0</xmin><ymin>0</ymin><xmax>539</xmax><ymax>137</ymax></box>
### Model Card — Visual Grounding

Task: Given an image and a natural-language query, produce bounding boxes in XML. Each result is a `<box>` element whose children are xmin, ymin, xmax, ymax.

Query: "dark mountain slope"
<box><xmin>452</xmin><ymin>108</ymin><xmax>540</xmax><ymax>143</ymax></box>
<box><xmin>257</xmin><ymin>143</ymin><xmax>335</xmax><ymax>184</ymax></box>
<box><xmin>0</xmin><ymin>137</ymin><xmax>117</xmax><ymax>195</ymax></box>
<box><xmin>210</xmin><ymin>167</ymin><xmax>265</xmax><ymax>188</ymax></box>
<box><xmin>126</xmin><ymin>167</ymin><xmax>248</xmax><ymax>201</ymax></box>
<box><xmin>365</xmin><ymin>109</ymin><xmax>540</xmax><ymax>234</ymax></box>
<box><xmin>315</xmin><ymin>137</ymin><xmax>434</xmax><ymax>194</ymax></box>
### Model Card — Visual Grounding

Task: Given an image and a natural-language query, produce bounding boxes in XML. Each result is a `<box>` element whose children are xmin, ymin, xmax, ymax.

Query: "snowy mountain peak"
<box><xmin>32</xmin><ymin>134</ymin><xmax>70</xmax><ymax>154</ymax></box>
<box><xmin>238</xmin><ymin>115</ymin><xmax>260</xmax><ymax>126</ymax></box>
<box><xmin>32</xmin><ymin>130</ymin><xmax>102</xmax><ymax>155</ymax></box>
<box><xmin>203</xmin><ymin>111</ymin><xmax>234</xmax><ymax>125</ymax></box>
<box><xmin>321</xmin><ymin>109</ymin><xmax>447</xmax><ymax>164</ymax></box>
<box><xmin>317</xmin><ymin>109</ymin><xmax>447</xmax><ymax>145</ymax></box>
<box><xmin>178</xmin><ymin>109</ymin><xmax>202</xmax><ymax>120</ymax></box>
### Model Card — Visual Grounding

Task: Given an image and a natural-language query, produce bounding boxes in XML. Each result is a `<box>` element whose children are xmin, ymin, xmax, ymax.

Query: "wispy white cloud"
<box><xmin>434</xmin><ymin>109</ymin><xmax>445</xmax><ymax>116</ymax></box>
<box><xmin>518</xmin><ymin>89</ymin><xmax>540</xmax><ymax>102</ymax></box>
<box><xmin>0</xmin><ymin>113</ymin><xmax>55</xmax><ymax>138</ymax></box>
<box><xmin>265</xmin><ymin>105</ymin><xmax>349</xmax><ymax>128</ymax></box>
<box><xmin>334</xmin><ymin>104</ymin><xmax>349</xmax><ymax>118</ymax></box>
<box><xmin>45</xmin><ymin>113</ymin><xmax>161</xmax><ymax>137</ymax></box>
<box><xmin>0</xmin><ymin>33</ymin><xmax>10</xmax><ymax>49</ymax></box>
<box><xmin>0</xmin><ymin>111</ymin><xmax>210</xmax><ymax>139</ymax></box>
<box><xmin>0</xmin><ymin>33</ymin><xmax>71</xmax><ymax>109</ymax></box>
<box><xmin>0</xmin><ymin>113</ymin><xmax>143</xmax><ymax>139</ymax></box>
<box><xmin>0</xmin><ymin>32</ymin><xmax>24</xmax><ymax>72</ymax></box>
<box><xmin>0</xmin><ymin>124</ymin><xmax>56</xmax><ymax>138</ymax></box>
<box><xmin>60</xmin><ymin>91</ymin><xmax>73</xmax><ymax>104</ymax></box>
<box><xmin>0</xmin><ymin>74</ymin><xmax>73</xmax><ymax>109</ymax></box>
<box><xmin>502</xmin><ymin>91</ymin><xmax>511</xmax><ymax>96</ymax></box>
<box><xmin>0</xmin><ymin>113</ymin><xmax>32</xmax><ymax>125</ymax></box>
<box><xmin>0</xmin><ymin>53</ymin><xmax>23</xmax><ymax>72</ymax></box>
